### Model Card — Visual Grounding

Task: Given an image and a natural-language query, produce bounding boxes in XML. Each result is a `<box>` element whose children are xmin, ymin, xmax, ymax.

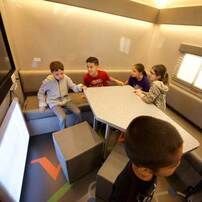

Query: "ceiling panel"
<box><xmin>130</xmin><ymin>0</ymin><xmax>202</xmax><ymax>8</ymax></box>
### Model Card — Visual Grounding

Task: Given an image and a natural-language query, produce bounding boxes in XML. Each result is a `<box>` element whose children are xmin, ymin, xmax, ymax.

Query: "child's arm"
<box><xmin>67</xmin><ymin>76</ymin><xmax>82</xmax><ymax>93</ymax></box>
<box><xmin>124</xmin><ymin>80</ymin><xmax>129</xmax><ymax>85</ymax></box>
<box><xmin>137</xmin><ymin>84</ymin><xmax>161</xmax><ymax>104</ymax></box>
<box><xmin>83</xmin><ymin>75</ymin><xmax>90</xmax><ymax>87</ymax></box>
<box><xmin>37</xmin><ymin>82</ymin><xmax>48</xmax><ymax>112</ymax></box>
<box><xmin>134</xmin><ymin>89</ymin><xmax>145</xmax><ymax>97</ymax></box>
<box><xmin>110</xmin><ymin>77</ymin><xmax>124</xmax><ymax>86</ymax></box>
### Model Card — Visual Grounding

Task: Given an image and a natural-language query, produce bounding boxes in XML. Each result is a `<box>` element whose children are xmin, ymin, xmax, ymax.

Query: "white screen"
<box><xmin>0</xmin><ymin>99</ymin><xmax>29</xmax><ymax>202</ymax></box>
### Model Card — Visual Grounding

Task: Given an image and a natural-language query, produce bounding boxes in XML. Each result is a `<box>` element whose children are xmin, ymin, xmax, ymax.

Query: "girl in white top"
<box><xmin>135</xmin><ymin>64</ymin><xmax>169</xmax><ymax>111</ymax></box>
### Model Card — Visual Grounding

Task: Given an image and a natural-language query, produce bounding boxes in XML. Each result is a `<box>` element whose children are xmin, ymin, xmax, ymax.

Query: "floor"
<box><xmin>20</xmin><ymin>134</ymin><xmax>100</xmax><ymax>202</ymax></box>
<box><xmin>20</xmin><ymin>107</ymin><xmax>201</xmax><ymax>202</ymax></box>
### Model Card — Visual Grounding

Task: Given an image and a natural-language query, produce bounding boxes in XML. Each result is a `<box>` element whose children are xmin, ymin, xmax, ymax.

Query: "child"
<box><xmin>135</xmin><ymin>64</ymin><xmax>169</xmax><ymax>111</ymax></box>
<box><xmin>110</xmin><ymin>116</ymin><xmax>183</xmax><ymax>202</ymax></box>
<box><xmin>83</xmin><ymin>57</ymin><xmax>124</xmax><ymax>87</ymax></box>
<box><xmin>38</xmin><ymin>61</ymin><xmax>83</xmax><ymax>129</ymax></box>
<box><xmin>125</xmin><ymin>63</ymin><xmax>150</xmax><ymax>92</ymax></box>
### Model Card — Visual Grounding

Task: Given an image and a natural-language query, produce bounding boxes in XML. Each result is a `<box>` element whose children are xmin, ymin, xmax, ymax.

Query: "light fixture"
<box><xmin>155</xmin><ymin>0</ymin><xmax>168</xmax><ymax>9</ymax></box>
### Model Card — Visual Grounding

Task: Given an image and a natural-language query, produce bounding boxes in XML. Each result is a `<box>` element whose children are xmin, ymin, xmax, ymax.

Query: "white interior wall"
<box><xmin>148</xmin><ymin>24</ymin><xmax>202</xmax><ymax>74</ymax></box>
<box><xmin>1</xmin><ymin>0</ymin><xmax>202</xmax><ymax>77</ymax></box>
<box><xmin>2</xmin><ymin>0</ymin><xmax>154</xmax><ymax>70</ymax></box>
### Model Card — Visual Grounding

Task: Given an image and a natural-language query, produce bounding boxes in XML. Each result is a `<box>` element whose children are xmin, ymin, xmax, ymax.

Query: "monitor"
<box><xmin>0</xmin><ymin>99</ymin><xmax>29</xmax><ymax>202</ymax></box>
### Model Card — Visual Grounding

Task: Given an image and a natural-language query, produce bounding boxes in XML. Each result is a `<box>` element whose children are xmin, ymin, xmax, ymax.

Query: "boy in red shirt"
<box><xmin>83</xmin><ymin>57</ymin><xmax>123</xmax><ymax>87</ymax></box>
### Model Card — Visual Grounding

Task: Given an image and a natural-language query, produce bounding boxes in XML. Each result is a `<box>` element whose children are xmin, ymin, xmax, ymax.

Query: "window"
<box><xmin>176</xmin><ymin>53</ymin><xmax>202</xmax><ymax>90</ymax></box>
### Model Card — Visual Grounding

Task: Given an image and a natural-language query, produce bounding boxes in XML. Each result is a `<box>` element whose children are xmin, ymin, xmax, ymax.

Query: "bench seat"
<box><xmin>23</xmin><ymin>93</ymin><xmax>94</xmax><ymax>135</ymax></box>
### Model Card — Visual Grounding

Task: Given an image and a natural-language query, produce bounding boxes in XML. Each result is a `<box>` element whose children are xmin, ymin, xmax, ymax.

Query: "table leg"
<box><xmin>105</xmin><ymin>124</ymin><xmax>110</xmax><ymax>139</ymax></box>
<box><xmin>104</xmin><ymin>124</ymin><xmax>111</xmax><ymax>158</ymax></box>
<box><xmin>93</xmin><ymin>117</ymin><xmax>97</xmax><ymax>130</ymax></box>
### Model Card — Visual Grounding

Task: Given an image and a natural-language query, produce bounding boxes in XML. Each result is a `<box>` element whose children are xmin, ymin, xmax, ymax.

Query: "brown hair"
<box><xmin>50</xmin><ymin>61</ymin><xmax>64</xmax><ymax>72</ymax></box>
<box><xmin>86</xmin><ymin>57</ymin><xmax>99</xmax><ymax>66</ymax></box>
<box><xmin>133</xmin><ymin>63</ymin><xmax>147</xmax><ymax>77</ymax></box>
<box><xmin>125</xmin><ymin>116</ymin><xmax>183</xmax><ymax>172</ymax></box>
<box><xmin>152</xmin><ymin>64</ymin><xmax>169</xmax><ymax>85</ymax></box>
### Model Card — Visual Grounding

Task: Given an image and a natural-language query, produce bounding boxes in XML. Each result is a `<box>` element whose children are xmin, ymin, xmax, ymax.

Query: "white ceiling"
<box><xmin>130</xmin><ymin>0</ymin><xmax>202</xmax><ymax>8</ymax></box>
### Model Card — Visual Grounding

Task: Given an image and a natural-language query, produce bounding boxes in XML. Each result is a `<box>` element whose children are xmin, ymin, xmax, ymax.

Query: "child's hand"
<box><xmin>134</xmin><ymin>89</ymin><xmax>144</xmax><ymax>97</ymax></box>
<box><xmin>118</xmin><ymin>81</ymin><xmax>124</xmax><ymax>86</ymax></box>
<box><xmin>82</xmin><ymin>85</ymin><xmax>87</xmax><ymax>91</ymax></box>
<box><xmin>134</xmin><ymin>89</ymin><xmax>141</xmax><ymax>95</ymax></box>
<box><xmin>77</xmin><ymin>83</ymin><xmax>85</xmax><ymax>91</ymax></box>
<box><xmin>124</xmin><ymin>80</ymin><xmax>128</xmax><ymax>85</ymax></box>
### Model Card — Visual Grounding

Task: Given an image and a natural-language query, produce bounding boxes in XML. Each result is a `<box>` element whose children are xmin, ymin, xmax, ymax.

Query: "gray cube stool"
<box><xmin>96</xmin><ymin>144</ymin><xmax>129</xmax><ymax>201</ymax></box>
<box><xmin>53</xmin><ymin>121</ymin><xmax>103</xmax><ymax>183</ymax></box>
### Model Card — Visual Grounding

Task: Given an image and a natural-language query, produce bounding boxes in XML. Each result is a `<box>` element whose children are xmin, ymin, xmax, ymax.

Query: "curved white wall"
<box><xmin>148</xmin><ymin>24</ymin><xmax>202</xmax><ymax>74</ymax></box>
<box><xmin>2</xmin><ymin>0</ymin><xmax>154</xmax><ymax>70</ymax></box>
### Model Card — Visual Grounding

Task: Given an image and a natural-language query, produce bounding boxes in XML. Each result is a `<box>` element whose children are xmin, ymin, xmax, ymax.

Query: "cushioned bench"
<box><xmin>19</xmin><ymin>70</ymin><xmax>130</xmax><ymax>94</ymax></box>
<box><xmin>53</xmin><ymin>121</ymin><xmax>103</xmax><ymax>183</ymax></box>
<box><xmin>167</xmin><ymin>83</ymin><xmax>202</xmax><ymax>129</ymax></box>
<box><xmin>176</xmin><ymin>151</ymin><xmax>202</xmax><ymax>186</ymax></box>
<box><xmin>20</xmin><ymin>69</ymin><xmax>130</xmax><ymax>135</ymax></box>
<box><xmin>174</xmin><ymin>151</ymin><xmax>202</xmax><ymax>200</ymax></box>
<box><xmin>23</xmin><ymin>93</ymin><xmax>93</xmax><ymax>135</ymax></box>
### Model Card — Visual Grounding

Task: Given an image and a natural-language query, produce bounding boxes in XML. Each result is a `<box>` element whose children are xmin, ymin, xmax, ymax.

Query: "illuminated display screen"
<box><xmin>0</xmin><ymin>99</ymin><xmax>29</xmax><ymax>202</ymax></box>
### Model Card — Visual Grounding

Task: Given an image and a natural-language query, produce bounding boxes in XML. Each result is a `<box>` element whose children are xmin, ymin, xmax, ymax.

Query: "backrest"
<box><xmin>166</xmin><ymin>84</ymin><xmax>202</xmax><ymax>129</ymax></box>
<box><xmin>19</xmin><ymin>69</ymin><xmax>130</xmax><ymax>94</ymax></box>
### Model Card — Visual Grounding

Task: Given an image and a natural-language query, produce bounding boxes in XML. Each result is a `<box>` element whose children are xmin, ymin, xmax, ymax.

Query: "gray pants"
<box><xmin>52</xmin><ymin>102</ymin><xmax>81</xmax><ymax>129</ymax></box>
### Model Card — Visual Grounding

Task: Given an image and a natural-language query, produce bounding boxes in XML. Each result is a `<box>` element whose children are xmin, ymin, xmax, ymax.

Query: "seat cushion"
<box><xmin>23</xmin><ymin>92</ymin><xmax>88</xmax><ymax>110</ymax></box>
<box><xmin>53</xmin><ymin>121</ymin><xmax>103</xmax><ymax>183</ymax></box>
<box><xmin>23</xmin><ymin>93</ymin><xmax>90</xmax><ymax>121</ymax></box>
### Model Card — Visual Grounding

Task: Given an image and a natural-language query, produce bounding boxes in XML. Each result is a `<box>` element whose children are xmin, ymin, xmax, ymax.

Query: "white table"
<box><xmin>84</xmin><ymin>86</ymin><xmax>199</xmax><ymax>154</ymax></box>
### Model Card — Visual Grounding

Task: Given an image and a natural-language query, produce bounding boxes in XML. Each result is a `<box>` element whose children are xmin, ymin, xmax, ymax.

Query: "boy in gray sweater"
<box><xmin>38</xmin><ymin>61</ymin><xmax>83</xmax><ymax>129</ymax></box>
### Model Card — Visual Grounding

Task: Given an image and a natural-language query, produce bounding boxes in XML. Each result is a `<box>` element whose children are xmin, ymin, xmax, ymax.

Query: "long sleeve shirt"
<box><xmin>38</xmin><ymin>74</ymin><xmax>81</xmax><ymax>108</ymax></box>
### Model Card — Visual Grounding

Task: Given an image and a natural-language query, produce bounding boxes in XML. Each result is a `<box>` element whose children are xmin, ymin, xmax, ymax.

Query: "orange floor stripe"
<box><xmin>31</xmin><ymin>157</ymin><xmax>61</xmax><ymax>180</ymax></box>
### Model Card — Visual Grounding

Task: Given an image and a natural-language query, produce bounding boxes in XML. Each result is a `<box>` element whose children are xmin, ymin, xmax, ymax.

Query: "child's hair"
<box><xmin>152</xmin><ymin>64</ymin><xmax>169</xmax><ymax>85</ymax></box>
<box><xmin>86</xmin><ymin>57</ymin><xmax>99</xmax><ymax>66</ymax></box>
<box><xmin>50</xmin><ymin>61</ymin><xmax>64</xmax><ymax>72</ymax></box>
<box><xmin>133</xmin><ymin>63</ymin><xmax>147</xmax><ymax>76</ymax></box>
<box><xmin>125</xmin><ymin>116</ymin><xmax>183</xmax><ymax>172</ymax></box>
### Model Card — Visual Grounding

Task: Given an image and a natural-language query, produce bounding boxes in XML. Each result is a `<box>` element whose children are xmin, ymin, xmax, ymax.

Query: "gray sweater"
<box><xmin>142</xmin><ymin>80</ymin><xmax>169</xmax><ymax>111</ymax></box>
<box><xmin>38</xmin><ymin>74</ymin><xmax>81</xmax><ymax>108</ymax></box>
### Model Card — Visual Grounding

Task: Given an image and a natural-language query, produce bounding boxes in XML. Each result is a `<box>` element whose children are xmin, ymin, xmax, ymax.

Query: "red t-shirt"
<box><xmin>83</xmin><ymin>70</ymin><xmax>110</xmax><ymax>87</ymax></box>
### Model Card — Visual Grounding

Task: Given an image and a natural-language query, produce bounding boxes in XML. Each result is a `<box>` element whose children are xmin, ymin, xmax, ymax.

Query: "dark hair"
<box><xmin>125</xmin><ymin>116</ymin><xmax>183</xmax><ymax>171</ymax></box>
<box><xmin>133</xmin><ymin>63</ymin><xmax>147</xmax><ymax>76</ymax></box>
<box><xmin>152</xmin><ymin>64</ymin><xmax>169</xmax><ymax>85</ymax></box>
<box><xmin>86</xmin><ymin>57</ymin><xmax>99</xmax><ymax>66</ymax></box>
<box><xmin>50</xmin><ymin>61</ymin><xmax>64</xmax><ymax>72</ymax></box>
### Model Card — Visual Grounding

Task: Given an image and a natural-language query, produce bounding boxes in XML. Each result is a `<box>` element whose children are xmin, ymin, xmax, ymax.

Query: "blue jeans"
<box><xmin>52</xmin><ymin>102</ymin><xmax>81</xmax><ymax>129</ymax></box>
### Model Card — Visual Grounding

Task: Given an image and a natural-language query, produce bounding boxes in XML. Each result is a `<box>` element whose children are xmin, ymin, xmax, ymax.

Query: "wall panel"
<box><xmin>2</xmin><ymin>0</ymin><xmax>154</xmax><ymax>70</ymax></box>
<box><xmin>48</xmin><ymin>0</ymin><xmax>158</xmax><ymax>22</ymax></box>
<box><xmin>158</xmin><ymin>6</ymin><xmax>202</xmax><ymax>26</ymax></box>
<box><xmin>148</xmin><ymin>24</ymin><xmax>202</xmax><ymax>74</ymax></box>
